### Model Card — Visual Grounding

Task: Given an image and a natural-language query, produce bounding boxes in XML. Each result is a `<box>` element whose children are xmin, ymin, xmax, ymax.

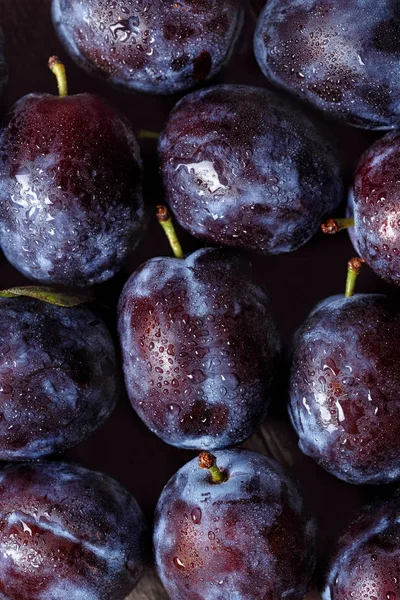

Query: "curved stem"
<box><xmin>198</xmin><ymin>451</ymin><xmax>227</xmax><ymax>484</ymax></box>
<box><xmin>156</xmin><ymin>205</ymin><xmax>184</xmax><ymax>259</ymax></box>
<box><xmin>48</xmin><ymin>56</ymin><xmax>68</xmax><ymax>97</ymax></box>
<box><xmin>321</xmin><ymin>217</ymin><xmax>354</xmax><ymax>235</ymax></box>
<box><xmin>345</xmin><ymin>257</ymin><xmax>365</xmax><ymax>298</ymax></box>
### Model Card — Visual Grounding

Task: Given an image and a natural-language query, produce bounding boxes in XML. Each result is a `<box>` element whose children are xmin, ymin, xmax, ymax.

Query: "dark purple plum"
<box><xmin>118</xmin><ymin>247</ymin><xmax>280</xmax><ymax>449</ymax></box>
<box><xmin>0</xmin><ymin>461</ymin><xmax>147</xmax><ymax>599</ymax></box>
<box><xmin>154</xmin><ymin>449</ymin><xmax>316</xmax><ymax>600</ymax></box>
<box><xmin>158</xmin><ymin>84</ymin><xmax>343</xmax><ymax>254</ymax></box>
<box><xmin>322</xmin><ymin>494</ymin><xmax>400</xmax><ymax>599</ymax></box>
<box><xmin>0</xmin><ymin>59</ymin><xmax>144</xmax><ymax>287</ymax></box>
<box><xmin>351</xmin><ymin>131</ymin><xmax>400</xmax><ymax>285</ymax></box>
<box><xmin>254</xmin><ymin>0</ymin><xmax>400</xmax><ymax>129</ymax></box>
<box><xmin>0</xmin><ymin>295</ymin><xmax>118</xmax><ymax>460</ymax></box>
<box><xmin>289</xmin><ymin>294</ymin><xmax>400</xmax><ymax>485</ymax></box>
<box><xmin>52</xmin><ymin>0</ymin><xmax>244</xmax><ymax>94</ymax></box>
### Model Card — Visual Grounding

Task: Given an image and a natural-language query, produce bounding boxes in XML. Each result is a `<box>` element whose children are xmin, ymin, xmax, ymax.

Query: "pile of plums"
<box><xmin>1</xmin><ymin>0</ymin><xmax>400</xmax><ymax>598</ymax></box>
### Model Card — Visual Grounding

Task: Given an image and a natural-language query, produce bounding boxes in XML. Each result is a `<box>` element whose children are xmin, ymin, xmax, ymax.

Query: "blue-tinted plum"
<box><xmin>0</xmin><ymin>461</ymin><xmax>147</xmax><ymax>599</ymax></box>
<box><xmin>0</xmin><ymin>295</ymin><xmax>118</xmax><ymax>460</ymax></box>
<box><xmin>154</xmin><ymin>449</ymin><xmax>316</xmax><ymax>600</ymax></box>
<box><xmin>52</xmin><ymin>0</ymin><xmax>244</xmax><ymax>94</ymax></box>
<box><xmin>158</xmin><ymin>84</ymin><xmax>343</xmax><ymax>254</ymax></box>
<box><xmin>289</xmin><ymin>294</ymin><xmax>400</xmax><ymax>485</ymax></box>
<box><xmin>0</xmin><ymin>82</ymin><xmax>144</xmax><ymax>286</ymax></box>
<box><xmin>254</xmin><ymin>0</ymin><xmax>400</xmax><ymax>129</ymax></box>
<box><xmin>351</xmin><ymin>131</ymin><xmax>400</xmax><ymax>285</ymax></box>
<box><xmin>118</xmin><ymin>247</ymin><xmax>280</xmax><ymax>449</ymax></box>
<box><xmin>322</xmin><ymin>494</ymin><xmax>400</xmax><ymax>599</ymax></box>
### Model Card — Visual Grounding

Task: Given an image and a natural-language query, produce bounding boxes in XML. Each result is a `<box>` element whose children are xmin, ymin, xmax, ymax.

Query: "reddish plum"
<box><xmin>254</xmin><ymin>0</ymin><xmax>400</xmax><ymax>129</ymax></box>
<box><xmin>118</xmin><ymin>247</ymin><xmax>280</xmax><ymax>449</ymax></box>
<box><xmin>154</xmin><ymin>449</ymin><xmax>316</xmax><ymax>600</ymax></box>
<box><xmin>0</xmin><ymin>58</ymin><xmax>144</xmax><ymax>287</ymax></box>
<box><xmin>289</xmin><ymin>293</ymin><xmax>400</xmax><ymax>484</ymax></box>
<box><xmin>0</xmin><ymin>294</ymin><xmax>118</xmax><ymax>460</ymax></box>
<box><xmin>159</xmin><ymin>84</ymin><xmax>343</xmax><ymax>254</ymax></box>
<box><xmin>52</xmin><ymin>0</ymin><xmax>244</xmax><ymax>94</ymax></box>
<box><xmin>0</xmin><ymin>461</ymin><xmax>147</xmax><ymax>599</ymax></box>
<box><xmin>352</xmin><ymin>131</ymin><xmax>400</xmax><ymax>285</ymax></box>
<box><xmin>322</xmin><ymin>494</ymin><xmax>400</xmax><ymax>599</ymax></box>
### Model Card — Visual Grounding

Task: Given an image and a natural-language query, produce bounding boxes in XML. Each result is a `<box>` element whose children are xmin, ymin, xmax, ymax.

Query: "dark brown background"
<box><xmin>0</xmin><ymin>1</ymin><xmax>396</xmax><ymax>598</ymax></box>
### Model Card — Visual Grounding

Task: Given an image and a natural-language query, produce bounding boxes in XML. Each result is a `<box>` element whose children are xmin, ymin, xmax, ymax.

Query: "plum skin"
<box><xmin>0</xmin><ymin>461</ymin><xmax>147</xmax><ymax>600</ymax></box>
<box><xmin>0</xmin><ymin>93</ymin><xmax>144</xmax><ymax>287</ymax></box>
<box><xmin>289</xmin><ymin>294</ymin><xmax>400</xmax><ymax>485</ymax></box>
<box><xmin>254</xmin><ymin>0</ymin><xmax>400</xmax><ymax>129</ymax></box>
<box><xmin>154</xmin><ymin>449</ymin><xmax>316</xmax><ymax>600</ymax></box>
<box><xmin>0</xmin><ymin>296</ymin><xmax>118</xmax><ymax>460</ymax></box>
<box><xmin>322</xmin><ymin>495</ymin><xmax>400</xmax><ymax>599</ymax></box>
<box><xmin>352</xmin><ymin>131</ymin><xmax>400</xmax><ymax>286</ymax></box>
<box><xmin>158</xmin><ymin>84</ymin><xmax>343</xmax><ymax>254</ymax></box>
<box><xmin>52</xmin><ymin>0</ymin><xmax>244</xmax><ymax>95</ymax></box>
<box><xmin>118</xmin><ymin>248</ymin><xmax>280</xmax><ymax>449</ymax></box>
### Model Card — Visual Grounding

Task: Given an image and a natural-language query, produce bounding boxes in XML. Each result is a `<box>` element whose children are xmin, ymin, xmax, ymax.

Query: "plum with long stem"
<box><xmin>0</xmin><ymin>57</ymin><xmax>145</xmax><ymax>287</ymax></box>
<box><xmin>289</xmin><ymin>259</ymin><xmax>400</xmax><ymax>484</ymax></box>
<box><xmin>117</xmin><ymin>207</ymin><xmax>280</xmax><ymax>449</ymax></box>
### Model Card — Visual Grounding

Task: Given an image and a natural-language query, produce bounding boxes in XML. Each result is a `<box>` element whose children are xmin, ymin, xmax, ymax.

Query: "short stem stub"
<box><xmin>321</xmin><ymin>217</ymin><xmax>355</xmax><ymax>235</ymax></box>
<box><xmin>48</xmin><ymin>56</ymin><xmax>68</xmax><ymax>97</ymax></box>
<box><xmin>156</xmin><ymin>205</ymin><xmax>184</xmax><ymax>259</ymax></box>
<box><xmin>345</xmin><ymin>257</ymin><xmax>365</xmax><ymax>298</ymax></box>
<box><xmin>198</xmin><ymin>451</ymin><xmax>227</xmax><ymax>484</ymax></box>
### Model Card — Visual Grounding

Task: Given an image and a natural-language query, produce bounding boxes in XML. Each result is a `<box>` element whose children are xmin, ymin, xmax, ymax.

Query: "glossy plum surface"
<box><xmin>0</xmin><ymin>296</ymin><xmax>118</xmax><ymax>460</ymax></box>
<box><xmin>0</xmin><ymin>461</ymin><xmax>147</xmax><ymax>600</ymax></box>
<box><xmin>322</xmin><ymin>494</ymin><xmax>400</xmax><ymax>599</ymax></box>
<box><xmin>52</xmin><ymin>0</ymin><xmax>244</xmax><ymax>94</ymax></box>
<box><xmin>154</xmin><ymin>449</ymin><xmax>316</xmax><ymax>600</ymax></box>
<box><xmin>118</xmin><ymin>247</ymin><xmax>280</xmax><ymax>449</ymax></box>
<box><xmin>254</xmin><ymin>0</ymin><xmax>400</xmax><ymax>129</ymax></box>
<box><xmin>289</xmin><ymin>294</ymin><xmax>400</xmax><ymax>485</ymax></box>
<box><xmin>159</xmin><ymin>84</ymin><xmax>343</xmax><ymax>254</ymax></box>
<box><xmin>0</xmin><ymin>93</ymin><xmax>144</xmax><ymax>286</ymax></box>
<box><xmin>352</xmin><ymin>131</ymin><xmax>400</xmax><ymax>286</ymax></box>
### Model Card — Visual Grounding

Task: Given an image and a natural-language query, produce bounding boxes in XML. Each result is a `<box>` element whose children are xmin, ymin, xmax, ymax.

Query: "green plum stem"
<box><xmin>345</xmin><ymin>257</ymin><xmax>365</xmax><ymax>298</ymax></box>
<box><xmin>156</xmin><ymin>205</ymin><xmax>184</xmax><ymax>259</ymax></box>
<box><xmin>321</xmin><ymin>217</ymin><xmax>355</xmax><ymax>234</ymax></box>
<box><xmin>198</xmin><ymin>451</ymin><xmax>227</xmax><ymax>484</ymax></box>
<box><xmin>137</xmin><ymin>129</ymin><xmax>160</xmax><ymax>140</ymax></box>
<box><xmin>48</xmin><ymin>56</ymin><xmax>68</xmax><ymax>97</ymax></box>
<box><xmin>0</xmin><ymin>286</ymin><xmax>93</xmax><ymax>307</ymax></box>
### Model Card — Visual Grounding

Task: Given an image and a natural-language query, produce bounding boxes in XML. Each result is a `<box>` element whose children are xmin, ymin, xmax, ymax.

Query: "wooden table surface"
<box><xmin>0</xmin><ymin>1</ymin><xmax>392</xmax><ymax>599</ymax></box>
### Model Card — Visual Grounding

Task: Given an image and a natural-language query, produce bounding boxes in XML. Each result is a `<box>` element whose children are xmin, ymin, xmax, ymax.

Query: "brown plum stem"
<box><xmin>198</xmin><ymin>451</ymin><xmax>227</xmax><ymax>484</ymax></box>
<box><xmin>345</xmin><ymin>257</ymin><xmax>365</xmax><ymax>298</ymax></box>
<box><xmin>156</xmin><ymin>205</ymin><xmax>184</xmax><ymax>259</ymax></box>
<box><xmin>48</xmin><ymin>56</ymin><xmax>68</xmax><ymax>97</ymax></box>
<box><xmin>321</xmin><ymin>217</ymin><xmax>355</xmax><ymax>234</ymax></box>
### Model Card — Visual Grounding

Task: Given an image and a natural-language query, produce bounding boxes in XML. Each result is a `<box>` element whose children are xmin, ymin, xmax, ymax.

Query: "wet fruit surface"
<box><xmin>0</xmin><ymin>461</ymin><xmax>147</xmax><ymax>600</ymax></box>
<box><xmin>154</xmin><ymin>449</ymin><xmax>316</xmax><ymax>600</ymax></box>
<box><xmin>52</xmin><ymin>0</ymin><xmax>244</xmax><ymax>94</ymax></box>
<box><xmin>0</xmin><ymin>93</ymin><xmax>144</xmax><ymax>286</ymax></box>
<box><xmin>0</xmin><ymin>296</ymin><xmax>118</xmax><ymax>460</ymax></box>
<box><xmin>118</xmin><ymin>248</ymin><xmax>280</xmax><ymax>449</ymax></box>
<box><xmin>159</xmin><ymin>84</ymin><xmax>343</xmax><ymax>254</ymax></box>
<box><xmin>353</xmin><ymin>131</ymin><xmax>400</xmax><ymax>286</ymax></box>
<box><xmin>254</xmin><ymin>0</ymin><xmax>400</xmax><ymax>129</ymax></box>
<box><xmin>289</xmin><ymin>294</ymin><xmax>400</xmax><ymax>484</ymax></box>
<box><xmin>322</xmin><ymin>494</ymin><xmax>400</xmax><ymax>599</ymax></box>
